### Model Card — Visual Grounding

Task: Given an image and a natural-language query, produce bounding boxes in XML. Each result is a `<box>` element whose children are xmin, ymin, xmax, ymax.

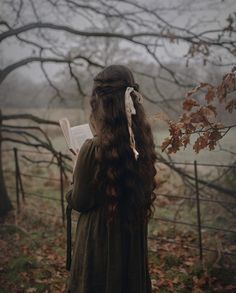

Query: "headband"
<box><xmin>125</xmin><ymin>87</ymin><xmax>143</xmax><ymax>160</ymax></box>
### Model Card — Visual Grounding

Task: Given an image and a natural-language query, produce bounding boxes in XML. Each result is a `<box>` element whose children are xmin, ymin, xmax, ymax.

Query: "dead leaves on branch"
<box><xmin>225</xmin><ymin>99</ymin><xmax>236</xmax><ymax>113</ymax></box>
<box><xmin>183</xmin><ymin>97</ymin><xmax>200</xmax><ymax>111</ymax></box>
<box><xmin>161</xmin><ymin>68</ymin><xmax>236</xmax><ymax>154</ymax></box>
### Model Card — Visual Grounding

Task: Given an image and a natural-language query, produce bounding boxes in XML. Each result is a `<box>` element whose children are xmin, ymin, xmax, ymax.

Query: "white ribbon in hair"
<box><xmin>125</xmin><ymin>87</ymin><xmax>143</xmax><ymax>160</ymax></box>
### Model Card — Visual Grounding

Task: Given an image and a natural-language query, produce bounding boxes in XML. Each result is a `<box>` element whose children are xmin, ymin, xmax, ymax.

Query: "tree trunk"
<box><xmin>0</xmin><ymin>109</ymin><xmax>13</xmax><ymax>218</ymax></box>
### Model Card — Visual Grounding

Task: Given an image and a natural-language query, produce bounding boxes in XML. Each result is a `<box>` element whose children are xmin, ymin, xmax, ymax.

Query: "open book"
<box><xmin>59</xmin><ymin>117</ymin><xmax>94</xmax><ymax>155</ymax></box>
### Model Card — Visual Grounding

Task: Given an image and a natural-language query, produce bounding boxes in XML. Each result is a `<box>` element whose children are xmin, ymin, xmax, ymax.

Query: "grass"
<box><xmin>0</xmin><ymin>210</ymin><xmax>68</xmax><ymax>293</ymax></box>
<box><xmin>1</xmin><ymin>198</ymin><xmax>235</xmax><ymax>292</ymax></box>
<box><xmin>1</xmin><ymin>139</ymin><xmax>236</xmax><ymax>292</ymax></box>
<box><xmin>163</xmin><ymin>254</ymin><xmax>183</xmax><ymax>269</ymax></box>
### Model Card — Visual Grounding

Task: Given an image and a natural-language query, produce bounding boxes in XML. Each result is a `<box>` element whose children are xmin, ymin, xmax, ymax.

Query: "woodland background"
<box><xmin>0</xmin><ymin>0</ymin><xmax>236</xmax><ymax>292</ymax></box>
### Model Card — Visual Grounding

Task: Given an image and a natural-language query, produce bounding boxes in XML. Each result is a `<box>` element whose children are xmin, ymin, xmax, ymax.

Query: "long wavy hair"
<box><xmin>90</xmin><ymin>65</ymin><xmax>157</xmax><ymax>225</ymax></box>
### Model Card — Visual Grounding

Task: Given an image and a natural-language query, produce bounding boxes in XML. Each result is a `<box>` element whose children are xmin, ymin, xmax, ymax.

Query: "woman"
<box><xmin>66</xmin><ymin>65</ymin><xmax>157</xmax><ymax>293</ymax></box>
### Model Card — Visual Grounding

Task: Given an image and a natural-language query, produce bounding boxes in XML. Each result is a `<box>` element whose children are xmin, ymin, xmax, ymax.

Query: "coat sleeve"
<box><xmin>66</xmin><ymin>138</ymin><xmax>98</xmax><ymax>213</ymax></box>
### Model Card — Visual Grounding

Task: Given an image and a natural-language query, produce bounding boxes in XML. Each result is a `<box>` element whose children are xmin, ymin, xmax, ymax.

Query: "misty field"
<box><xmin>3</xmin><ymin>107</ymin><xmax>236</xmax><ymax>164</ymax></box>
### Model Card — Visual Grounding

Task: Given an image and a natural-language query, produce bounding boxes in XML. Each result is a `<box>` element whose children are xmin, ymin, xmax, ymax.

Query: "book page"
<box><xmin>70</xmin><ymin>124</ymin><xmax>93</xmax><ymax>153</ymax></box>
<box><xmin>59</xmin><ymin>118</ymin><xmax>73</xmax><ymax>150</ymax></box>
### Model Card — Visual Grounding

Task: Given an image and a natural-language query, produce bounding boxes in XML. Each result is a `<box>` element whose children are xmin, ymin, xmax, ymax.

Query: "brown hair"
<box><xmin>90</xmin><ymin>65</ymin><xmax>157</xmax><ymax>225</ymax></box>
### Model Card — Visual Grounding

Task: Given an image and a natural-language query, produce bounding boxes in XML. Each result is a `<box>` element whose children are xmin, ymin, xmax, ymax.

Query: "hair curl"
<box><xmin>90</xmin><ymin>65</ymin><xmax>157</xmax><ymax>226</ymax></box>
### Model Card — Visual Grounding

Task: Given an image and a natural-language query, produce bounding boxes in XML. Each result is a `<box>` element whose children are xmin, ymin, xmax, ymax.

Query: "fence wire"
<box><xmin>2</xmin><ymin>147</ymin><xmax>236</xmax><ymax>261</ymax></box>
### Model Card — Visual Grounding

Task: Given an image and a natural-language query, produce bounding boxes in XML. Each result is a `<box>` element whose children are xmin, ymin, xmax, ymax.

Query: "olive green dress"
<box><xmin>66</xmin><ymin>136</ymin><xmax>152</xmax><ymax>293</ymax></box>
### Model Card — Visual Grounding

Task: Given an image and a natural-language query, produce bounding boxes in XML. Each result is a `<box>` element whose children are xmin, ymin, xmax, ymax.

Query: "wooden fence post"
<box><xmin>0</xmin><ymin>109</ymin><xmax>13</xmax><ymax>217</ymax></box>
<box><xmin>17</xmin><ymin>151</ymin><xmax>25</xmax><ymax>203</ymax></box>
<box><xmin>66</xmin><ymin>204</ymin><xmax>72</xmax><ymax>271</ymax></box>
<box><xmin>14</xmin><ymin>147</ymin><xmax>20</xmax><ymax>213</ymax></box>
<box><xmin>59</xmin><ymin>152</ymin><xmax>65</xmax><ymax>226</ymax></box>
<box><xmin>194</xmin><ymin>160</ymin><xmax>203</xmax><ymax>261</ymax></box>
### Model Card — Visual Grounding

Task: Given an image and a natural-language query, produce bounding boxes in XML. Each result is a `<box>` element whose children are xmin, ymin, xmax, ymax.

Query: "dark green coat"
<box><xmin>66</xmin><ymin>136</ymin><xmax>152</xmax><ymax>293</ymax></box>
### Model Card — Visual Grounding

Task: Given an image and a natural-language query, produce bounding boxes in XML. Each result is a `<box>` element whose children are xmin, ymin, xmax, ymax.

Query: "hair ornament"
<box><xmin>125</xmin><ymin>87</ymin><xmax>143</xmax><ymax>160</ymax></box>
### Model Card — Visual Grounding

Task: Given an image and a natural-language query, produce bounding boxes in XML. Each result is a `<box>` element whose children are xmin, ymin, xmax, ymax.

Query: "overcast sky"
<box><xmin>1</xmin><ymin>0</ymin><xmax>236</xmax><ymax>83</ymax></box>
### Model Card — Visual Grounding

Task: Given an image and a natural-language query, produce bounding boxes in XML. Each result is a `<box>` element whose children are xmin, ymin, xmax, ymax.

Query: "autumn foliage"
<box><xmin>161</xmin><ymin>67</ymin><xmax>236</xmax><ymax>154</ymax></box>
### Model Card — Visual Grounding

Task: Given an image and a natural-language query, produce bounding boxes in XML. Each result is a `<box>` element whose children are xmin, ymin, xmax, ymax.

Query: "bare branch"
<box><xmin>1</xmin><ymin>113</ymin><xmax>59</xmax><ymax>125</ymax></box>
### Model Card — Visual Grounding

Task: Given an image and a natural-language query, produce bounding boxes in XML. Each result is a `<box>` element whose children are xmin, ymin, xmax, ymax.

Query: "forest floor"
<box><xmin>0</xmin><ymin>200</ymin><xmax>236</xmax><ymax>293</ymax></box>
<box><xmin>1</xmin><ymin>151</ymin><xmax>236</xmax><ymax>292</ymax></box>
